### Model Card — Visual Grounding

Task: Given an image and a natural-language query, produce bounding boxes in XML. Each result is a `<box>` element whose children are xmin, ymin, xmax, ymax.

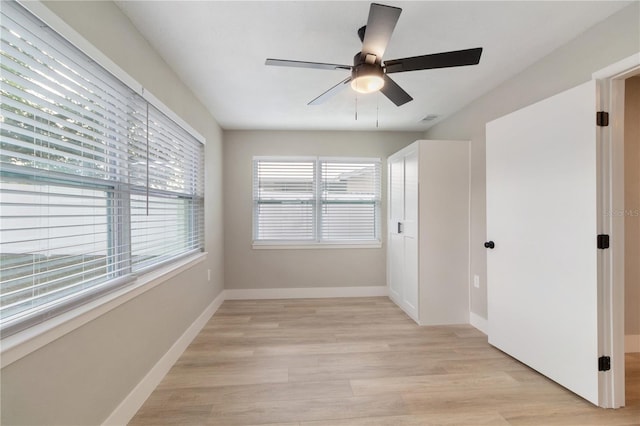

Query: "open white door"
<box><xmin>486</xmin><ymin>80</ymin><xmax>603</xmax><ymax>405</ymax></box>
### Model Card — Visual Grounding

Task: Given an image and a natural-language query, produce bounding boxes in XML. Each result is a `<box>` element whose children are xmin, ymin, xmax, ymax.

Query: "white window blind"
<box><xmin>320</xmin><ymin>160</ymin><xmax>380</xmax><ymax>241</ymax></box>
<box><xmin>253</xmin><ymin>157</ymin><xmax>381</xmax><ymax>244</ymax></box>
<box><xmin>129</xmin><ymin>104</ymin><xmax>204</xmax><ymax>272</ymax></box>
<box><xmin>253</xmin><ymin>159</ymin><xmax>315</xmax><ymax>241</ymax></box>
<box><xmin>0</xmin><ymin>1</ymin><xmax>204</xmax><ymax>337</ymax></box>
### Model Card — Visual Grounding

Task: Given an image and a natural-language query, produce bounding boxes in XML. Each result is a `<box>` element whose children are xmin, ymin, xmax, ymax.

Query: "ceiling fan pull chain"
<box><xmin>355</xmin><ymin>93</ymin><xmax>358</xmax><ymax>121</ymax></box>
<box><xmin>376</xmin><ymin>92</ymin><xmax>379</xmax><ymax>128</ymax></box>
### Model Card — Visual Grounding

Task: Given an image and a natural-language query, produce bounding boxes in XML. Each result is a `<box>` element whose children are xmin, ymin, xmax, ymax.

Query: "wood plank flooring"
<box><xmin>129</xmin><ymin>297</ymin><xmax>640</xmax><ymax>425</ymax></box>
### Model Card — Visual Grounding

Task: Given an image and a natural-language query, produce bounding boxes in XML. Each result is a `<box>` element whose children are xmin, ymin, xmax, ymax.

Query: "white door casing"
<box><xmin>593</xmin><ymin>52</ymin><xmax>640</xmax><ymax>408</ymax></box>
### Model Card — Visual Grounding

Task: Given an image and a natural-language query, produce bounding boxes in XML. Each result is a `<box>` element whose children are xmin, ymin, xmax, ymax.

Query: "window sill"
<box><xmin>252</xmin><ymin>242</ymin><xmax>382</xmax><ymax>250</ymax></box>
<box><xmin>0</xmin><ymin>252</ymin><xmax>207</xmax><ymax>369</ymax></box>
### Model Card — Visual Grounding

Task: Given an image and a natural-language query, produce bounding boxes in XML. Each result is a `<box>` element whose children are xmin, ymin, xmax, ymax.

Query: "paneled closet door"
<box><xmin>402</xmin><ymin>149</ymin><xmax>419</xmax><ymax>318</ymax></box>
<box><xmin>387</xmin><ymin>155</ymin><xmax>405</xmax><ymax>303</ymax></box>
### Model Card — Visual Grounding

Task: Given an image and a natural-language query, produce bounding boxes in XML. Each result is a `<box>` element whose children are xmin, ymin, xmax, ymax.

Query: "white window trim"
<box><xmin>1</xmin><ymin>0</ymin><xmax>208</xmax><ymax>361</ymax></box>
<box><xmin>252</xmin><ymin>156</ymin><xmax>382</xmax><ymax>248</ymax></box>
<box><xmin>252</xmin><ymin>242</ymin><xmax>382</xmax><ymax>250</ymax></box>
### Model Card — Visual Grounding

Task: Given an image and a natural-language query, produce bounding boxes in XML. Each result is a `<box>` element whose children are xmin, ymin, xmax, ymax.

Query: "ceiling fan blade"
<box><xmin>381</xmin><ymin>74</ymin><xmax>413</xmax><ymax>106</ymax></box>
<box><xmin>384</xmin><ymin>47</ymin><xmax>483</xmax><ymax>74</ymax></box>
<box><xmin>266</xmin><ymin>58</ymin><xmax>351</xmax><ymax>71</ymax></box>
<box><xmin>308</xmin><ymin>77</ymin><xmax>352</xmax><ymax>105</ymax></box>
<box><xmin>361</xmin><ymin>3</ymin><xmax>402</xmax><ymax>60</ymax></box>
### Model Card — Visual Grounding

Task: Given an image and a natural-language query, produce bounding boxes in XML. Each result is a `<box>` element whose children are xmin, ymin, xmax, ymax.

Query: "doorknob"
<box><xmin>484</xmin><ymin>241</ymin><xmax>495</xmax><ymax>249</ymax></box>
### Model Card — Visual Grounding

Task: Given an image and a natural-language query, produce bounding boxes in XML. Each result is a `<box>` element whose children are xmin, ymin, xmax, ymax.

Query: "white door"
<box><xmin>388</xmin><ymin>154</ymin><xmax>405</xmax><ymax>303</ymax></box>
<box><xmin>402</xmin><ymin>149</ymin><xmax>419</xmax><ymax>318</ymax></box>
<box><xmin>486</xmin><ymin>80</ymin><xmax>602</xmax><ymax>405</ymax></box>
<box><xmin>388</xmin><ymin>146</ymin><xmax>419</xmax><ymax>321</ymax></box>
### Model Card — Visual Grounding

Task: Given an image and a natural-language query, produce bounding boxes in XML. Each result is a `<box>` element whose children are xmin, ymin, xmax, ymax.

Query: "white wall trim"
<box><xmin>102</xmin><ymin>290</ymin><xmax>225</xmax><ymax>426</ymax></box>
<box><xmin>224</xmin><ymin>286</ymin><xmax>388</xmax><ymax>300</ymax></box>
<box><xmin>470</xmin><ymin>311</ymin><xmax>488</xmax><ymax>335</ymax></box>
<box><xmin>626</xmin><ymin>335</ymin><xmax>640</xmax><ymax>353</ymax></box>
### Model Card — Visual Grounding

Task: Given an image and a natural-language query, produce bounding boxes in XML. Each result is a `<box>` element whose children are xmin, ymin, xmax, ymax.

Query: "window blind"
<box><xmin>0</xmin><ymin>1</ymin><xmax>204</xmax><ymax>336</ymax></box>
<box><xmin>253</xmin><ymin>157</ymin><xmax>381</xmax><ymax>244</ymax></box>
<box><xmin>129</xmin><ymin>104</ymin><xmax>204</xmax><ymax>271</ymax></box>
<box><xmin>320</xmin><ymin>160</ymin><xmax>381</xmax><ymax>241</ymax></box>
<box><xmin>253</xmin><ymin>160</ymin><xmax>315</xmax><ymax>241</ymax></box>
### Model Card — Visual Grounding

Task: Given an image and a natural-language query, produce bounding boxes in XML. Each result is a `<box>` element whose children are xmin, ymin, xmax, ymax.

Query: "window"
<box><xmin>253</xmin><ymin>157</ymin><xmax>381</xmax><ymax>245</ymax></box>
<box><xmin>0</xmin><ymin>1</ymin><xmax>204</xmax><ymax>337</ymax></box>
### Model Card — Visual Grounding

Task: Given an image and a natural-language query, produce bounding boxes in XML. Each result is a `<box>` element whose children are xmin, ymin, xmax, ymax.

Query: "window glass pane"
<box><xmin>321</xmin><ymin>161</ymin><xmax>380</xmax><ymax>201</ymax></box>
<box><xmin>130</xmin><ymin>193</ymin><xmax>199</xmax><ymax>271</ymax></box>
<box><xmin>255</xmin><ymin>161</ymin><xmax>315</xmax><ymax>200</ymax></box>
<box><xmin>255</xmin><ymin>202</ymin><xmax>315</xmax><ymax>240</ymax></box>
<box><xmin>321</xmin><ymin>203</ymin><xmax>377</xmax><ymax>240</ymax></box>
<box><xmin>0</xmin><ymin>174</ymin><xmax>116</xmax><ymax>326</ymax></box>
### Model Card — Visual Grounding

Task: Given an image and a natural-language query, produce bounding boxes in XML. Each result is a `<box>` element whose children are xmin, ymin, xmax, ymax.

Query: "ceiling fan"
<box><xmin>265</xmin><ymin>3</ymin><xmax>483</xmax><ymax>107</ymax></box>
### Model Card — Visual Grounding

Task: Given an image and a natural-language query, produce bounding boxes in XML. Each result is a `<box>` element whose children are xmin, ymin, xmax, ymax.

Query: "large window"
<box><xmin>0</xmin><ymin>2</ymin><xmax>204</xmax><ymax>337</ymax></box>
<box><xmin>253</xmin><ymin>157</ymin><xmax>381</xmax><ymax>245</ymax></box>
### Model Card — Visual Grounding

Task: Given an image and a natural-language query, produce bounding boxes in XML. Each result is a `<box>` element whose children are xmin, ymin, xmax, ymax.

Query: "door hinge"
<box><xmin>598</xmin><ymin>356</ymin><xmax>611</xmax><ymax>372</ymax></box>
<box><xmin>597</xmin><ymin>234</ymin><xmax>610</xmax><ymax>249</ymax></box>
<box><xmin>597</xmin><ymin>111</ymin><xmax>609</xmax><ymax>127</ymax></box>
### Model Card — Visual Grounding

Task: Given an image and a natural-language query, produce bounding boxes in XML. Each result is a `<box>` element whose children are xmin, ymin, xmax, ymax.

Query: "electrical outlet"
<box><xmin>473</xmin><ymin>275</ymin><xmax>480</xmax><ymax>289</ymax></box>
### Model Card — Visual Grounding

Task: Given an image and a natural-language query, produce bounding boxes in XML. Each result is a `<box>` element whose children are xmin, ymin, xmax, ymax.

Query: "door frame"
<box><xmin>593</xmin><ymin>52</ymin><xmax>640</xmax><ymax>408</ymax></box>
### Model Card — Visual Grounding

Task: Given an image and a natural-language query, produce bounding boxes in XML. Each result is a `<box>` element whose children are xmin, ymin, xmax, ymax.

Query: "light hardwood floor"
<box><xmin>130</xmin><ymin>297</ymin><xmax>640</xmax><ymax>425</ymax></box>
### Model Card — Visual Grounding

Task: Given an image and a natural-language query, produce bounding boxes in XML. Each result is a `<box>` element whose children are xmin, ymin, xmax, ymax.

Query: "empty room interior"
<box><xmin>1</xmin><ymin>1</ymin><xmax>640</xmax><ymax>425</ymax></box>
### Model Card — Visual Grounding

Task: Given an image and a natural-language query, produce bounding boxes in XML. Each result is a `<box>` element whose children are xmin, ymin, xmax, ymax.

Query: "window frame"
<box><xmin>252</xmin><ymin>156</ymin><xmax>382</xmax><ymax>249</ymax></box>
<box><xmin>0</xmin><ymin>0</ymin><xmax>207</xmax><ymax>356</ymax></box>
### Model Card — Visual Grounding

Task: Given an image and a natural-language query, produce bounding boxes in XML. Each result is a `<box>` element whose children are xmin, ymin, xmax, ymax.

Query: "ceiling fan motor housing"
<box><xmin>351</xmin><ymin>51</ymin><xmax>384</xmax><ymax>79</ymax></box>
<box><xmin>351</xmin><ymin>63</ymin><xmax>384</xmax><ymax>79</ymax></box>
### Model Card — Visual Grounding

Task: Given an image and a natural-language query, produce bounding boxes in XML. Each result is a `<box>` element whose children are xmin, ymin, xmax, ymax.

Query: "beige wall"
<box><xmin>223</xmin><ymin>130</ymin><xmax>420</xmax><ymax>290</ymax></box>
<box><xmin>1</xmin><ymin>1</ymin><xmax>224</xmax><ymax>424</ymax></box>
<box><xmin>424</xmin><ymin>2</ymin><xmax>640</xmax><ymax>320</ymax></box>
<box><xmin>417</xmin><ymin>140</ymin><xmax>470</xmax><ymax>325</ymax></box>
<box><xmin>1</xmin><ymin>262</ymin><xmax>211</xmax><ymax>425</ymax></box>
<box><xmin>625</xmin><ymin>76</ymin><xmax>640</xmax><ymax>337</ymax></box>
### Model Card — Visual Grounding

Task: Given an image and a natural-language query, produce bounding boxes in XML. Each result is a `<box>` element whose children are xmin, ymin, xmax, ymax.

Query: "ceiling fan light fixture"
<box><xmin>351</xmin><ymin>64</ymin><xmax>384</xmax><ymax>94</ymax></box>
<box><xmin>351</xmin><ymin>74</ymin><xmax>385</xmax><ymax>93</ymax></box>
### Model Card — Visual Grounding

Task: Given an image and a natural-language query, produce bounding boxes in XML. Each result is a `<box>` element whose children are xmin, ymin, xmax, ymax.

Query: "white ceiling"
<box><xmin>115</xmin><ymin>1</ymin><xmax>631</xmax><ymax>131</ymax></box>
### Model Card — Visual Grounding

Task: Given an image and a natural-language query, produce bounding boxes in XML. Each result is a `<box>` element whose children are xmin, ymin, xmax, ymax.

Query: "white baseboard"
<box><xmin>102</xmin><ymin>290</ymin><xmax>225</xmax><ymax>426</ymax></box>
<box><xmin>626</xmin><ymin>334</ymin><xmax>640</xmax><ymax>353</ymax></box>
<box><xmin>224</xmin><ymin>286</ymin><xmax>388</xmax><ymax>300</ymax></box>
<box><xmin>470</xmin><ymin>311</ymin><xmax>488</xmax><ymax>335</ymax></box>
